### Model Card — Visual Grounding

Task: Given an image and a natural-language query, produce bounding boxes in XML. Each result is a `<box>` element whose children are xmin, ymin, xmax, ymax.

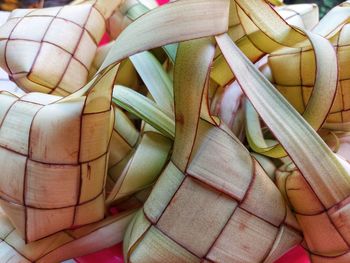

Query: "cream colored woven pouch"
<box><xmin>0</xmin><ymin>69</ymin><xmax>115</xmax><ymax>242</ymax></box>
<box><xmin>121</xmin><ymin>6</ymin><xmax>303</xmax><ymax>258</ymax></box>
<box><xmin>268</xmin><ymin>1</ymin><xmax>350</xmax><ymax>126</ymax></box>
<box><xmin>0</xmin><ymin>4</ymin><xmax>122</xmax><ymax>239</ymax></box>
<box><xmin>276</xmin><ymin>156</ymin><xmax>350</xmax><ymax>263</ymax></box>
<box><xmin>0</xmin><ymin>198</ymin><xmax>138</xmax><ymax>263</ymax></box>
<box><xmin>0</xmin><ymin>0</ymin><xmax>122</xmax><ymax>95</ymax></box>
<box><xmin>213</xmin><ymin>18</ymin><xmax>350</xmax><ymax>262</ymax></box>
<box><xmin>123</xmin><ymin>38</ymin><xmax>301</xmax><ymax>263</ymax></box>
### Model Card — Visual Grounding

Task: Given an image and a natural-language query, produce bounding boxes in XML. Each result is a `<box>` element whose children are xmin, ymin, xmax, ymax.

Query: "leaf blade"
<box><xmin>130</xmin><ymin>51</ymin><xmax>174</xmax><ymax>114</ymax></box>
<box><xmin>217</xmin><ymin>33</ymin><xmax>350</xmax><ymax>208</ymax></box>
<box><xmin>113</xmin><ymin>85</ymin><xmax>175</xmax><ymax>139</ymax></box>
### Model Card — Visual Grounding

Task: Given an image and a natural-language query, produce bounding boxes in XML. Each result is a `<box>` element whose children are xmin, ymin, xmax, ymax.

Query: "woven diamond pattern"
<box><xmin>0</xmin><ymin>89</ymin><xmax>113</xmax><ymax>242</ymax></box>
<box><xmin>0</xmin><ymin>3</ymin><xmax>106</xmax><ymax>96</ymax></box>
<box><xmin>124</xmin><ymin>120</ymin><xmax>303</xmax><ymax>263</ymax></box>
<box><xmin>268</xmin><ymin>23</ymin><xmax>350</xmax><ymax>124</ymax></box>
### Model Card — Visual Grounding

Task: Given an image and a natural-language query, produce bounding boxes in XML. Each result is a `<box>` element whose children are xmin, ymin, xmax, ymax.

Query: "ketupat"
<box><xmin>0</xmin><ymin>0</ymin><xmax>123</xmax><ymax>95</ymax></box>
<box><xmin>0</xmin><ymin>1</ymin><xmax>128</xmax><ymax>243</ymax></box>
<box><xmin>209</xmin><ymin>2</ymin><xmax>319</xmax><ymax>142</ymax></box>
<box><xmin>268</xmin><ymin>1</ymin><xmax>350</xmax><ymax>127</ymax></box>
<box><xmin>221</xmin><ymin>6</ymin><xmax>350</xmax><ymax>258</ymax></box>
<box><xmin>122</xmin><ymin>2</ymin><xmax>303</xmax><ymax>261</ymax></box>
<box><xmin>0</xmin><ymin>198</ymin><xmax>139</xmax><ymax>262</ymax></box>
<box><xmin>210</xmin><ymin>0</ymin><xmax>320</xmax><ymax>87</ymax></box>
<box><xmin>216</xmin><ymin>1</ymin><xmax>350</xmax><ymax>261</ymax></box>
<box><xmin>275</xmin><ymin>129</ymin><xmax>350</xmax><ymax>261</ymax></box>
<box><xmin>223</xmin><ymin>0</ymin><xmax>338</xmax><ymax>158</ymax></box>
<box><xmin>217</xmin><ymin>27</ymin><xmax>350</xmax><ymax>262</ymax></box>
<box><xmin>124</xmin><ymin>39</ymin><xmax>301</xmax><ymax>262</ymax></box>
<box><xmin>0</xmin><ymin>64</ymin><xmax>116</xmax><ymax>243</ymax></box>
<box><xmin>275</xmin><ymin>160</ymin><xmax>350</xmax><ymax>262</ymax></box>
<box><xmin>121</xmin><ymin>1</ymin><xmax>349</xmax><ymax>262</ymax></box>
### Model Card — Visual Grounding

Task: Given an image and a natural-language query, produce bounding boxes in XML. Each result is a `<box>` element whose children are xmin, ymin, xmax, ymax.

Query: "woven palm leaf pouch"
<box><xmin>0</xmin><ymin>62</ymin><xmax>117</xmax><ymax>242</ymax></box>
<box><xmin>215</xmin><ymin>18</ymin><xmax>350</xmax><ymax>263</ymax></box>
<box><xmin>268</xmin><ymin>1</ymin><xmax>350</xmax><ymax>129</ymax></box>
<box><xmin>0</xmin><ymin>0</ymin><xmax>122</xmax><ymax>95</ymax></box>
<box><xmin>0</xmin><ymin>0</ymin><xmax>124</xmax><ymax>241</ymax></box>
<box><xmin>120</xmin><ymin>1</ymin><xmax>303</xmax><ymax>262</ymax></box>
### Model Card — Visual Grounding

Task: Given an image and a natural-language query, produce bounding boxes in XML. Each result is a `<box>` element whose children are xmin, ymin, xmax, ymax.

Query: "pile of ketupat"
<box><xmin>0</xmin><ymin>0</ymin><xmax>348</xmax><ymax>262</ymax></box>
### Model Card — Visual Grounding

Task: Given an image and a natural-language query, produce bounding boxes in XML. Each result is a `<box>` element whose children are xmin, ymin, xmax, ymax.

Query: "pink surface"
<box><xmin>156</xmin><ymin>0</ymin><xmax>169</xmax><ymax>4</ymax></box>
<box><xmin>75</xmin><ymin>243</ymin><xmax>124</xmax><ymax>263</ymax></box>
<box><xmin>275</xmin><ymin>246</ymin><xmax>310</xmax><ymax>263</ymax></box>
<box><xmin>76</xmin><ymin>244</ymin><xmax>310</xmax><ymax>263</ymax></box>
<box><xmin>99</xmin><ymin>33</ymin><xmax>111</xmax><ymax>46</ymax></box>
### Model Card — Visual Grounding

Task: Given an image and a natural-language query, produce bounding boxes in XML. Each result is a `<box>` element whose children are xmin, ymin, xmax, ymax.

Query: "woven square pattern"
<box><xmin>276</xmin><ymin>161</ymin><xmax>350</xmax><ymax>262</ymax></box>
<box><xmin>0</xmin><ymin>202</ymin><xmax>136</xmax><ymax>262</ymax></box>
<box><xmin>124</xmin><ymin>120</ymin><xmax>302</xmax><ymax>263</ymax></box>
<box><xmin>0</xmin><ymin>3</ymin><xmax>106</xmax><ymax>96</ymax></box>
<box><xmin>0</xmin><ymin>90</ymin><xmax>113</xmax><ymax>242</ymax></box>
<box><xmin>268</xmin><ymin>23</ymin><xmax>350</xmax><ymax>124</ymax></box>
<box><xmin>210</xmin><ymin>2</ymin><xmax>319</xmax><ymax>88</ymax></box>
